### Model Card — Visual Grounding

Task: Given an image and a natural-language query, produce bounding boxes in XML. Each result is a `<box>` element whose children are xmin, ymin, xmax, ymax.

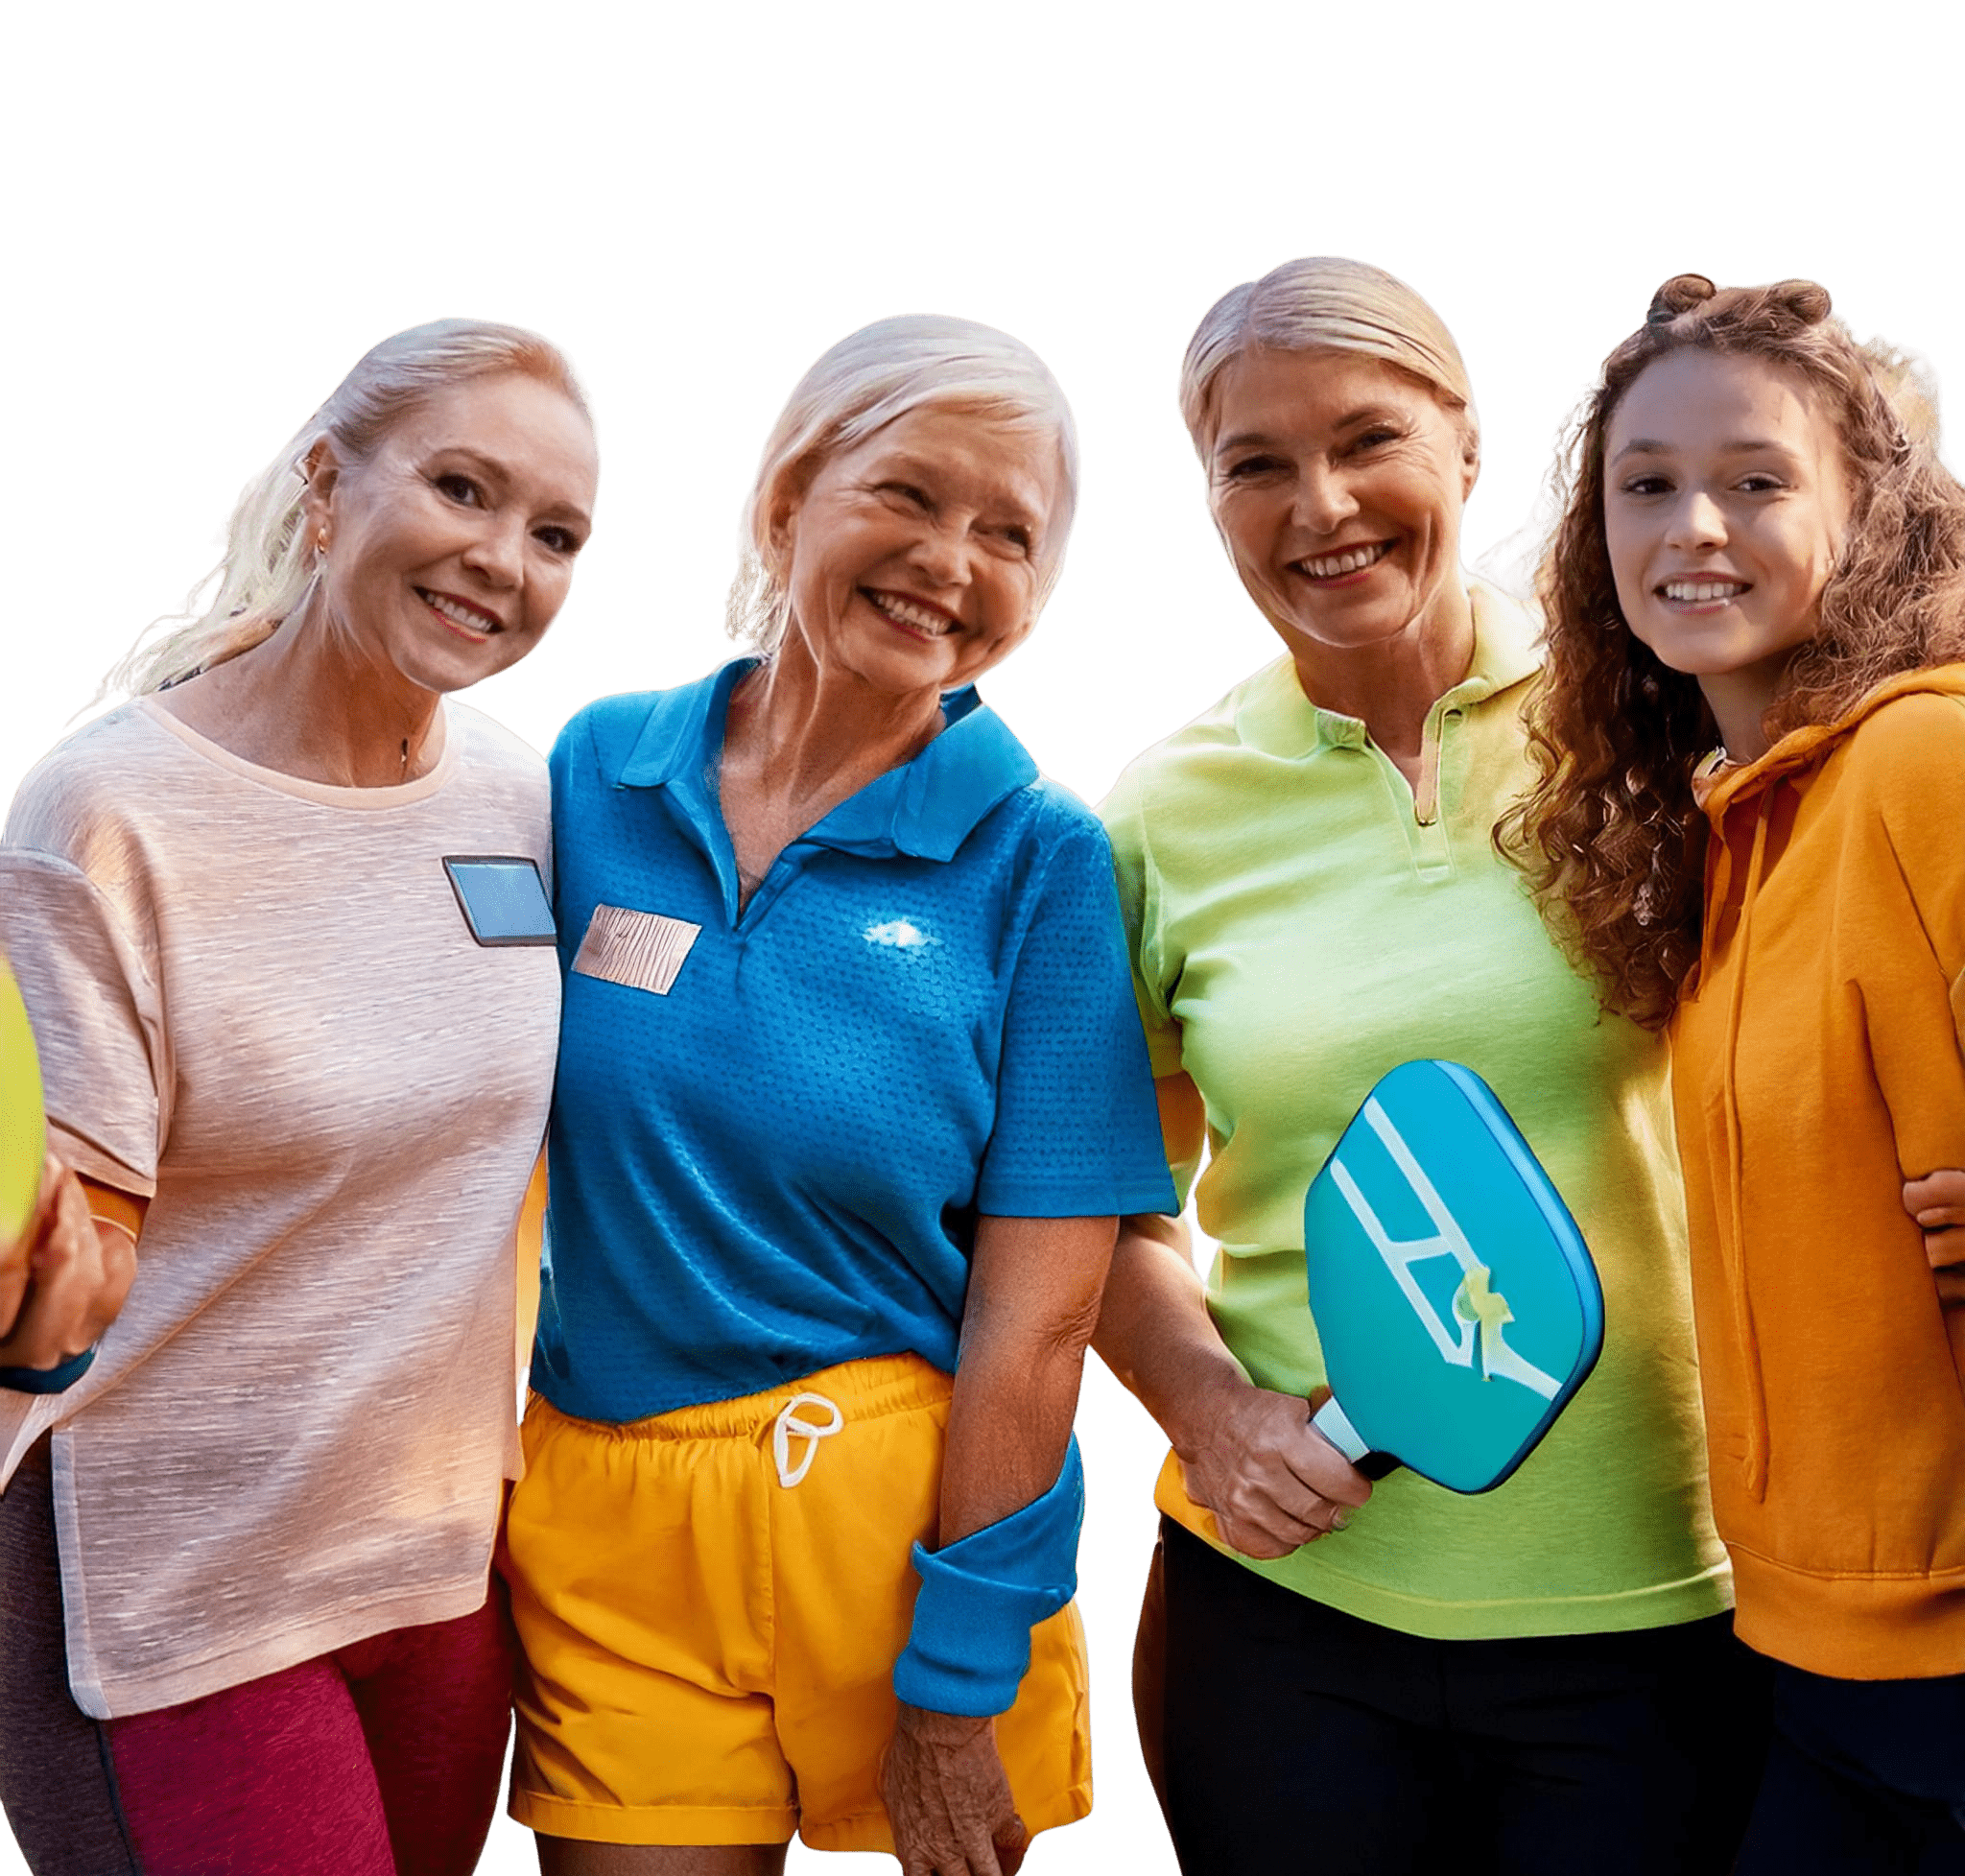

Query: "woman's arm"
<box><xmin>881</xmin><ymin>1210</ymin><xmax>1114</xmax><ymax>1876</ymax></box>
<box><xmin>1094</xmin><ymin>1073</ymin><xmax>1371</xmax><ymax>1559</ymax></box>
<box><xmin>0</xmin><ymin>1157</ymin><xmax>137</xmax><ymax>1379</ymax></box>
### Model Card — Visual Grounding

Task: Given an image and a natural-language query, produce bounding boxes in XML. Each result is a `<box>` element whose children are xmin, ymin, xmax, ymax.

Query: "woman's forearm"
<box><xmin>1094</xmin><ymin>1211</ymin><xmax>1251</xmax><ymax>1452</ymax></box>
<box><xmin>939</xmin><ymin>1213</ymin><xmax>1114</xmax><ymax>1545</ymax></box>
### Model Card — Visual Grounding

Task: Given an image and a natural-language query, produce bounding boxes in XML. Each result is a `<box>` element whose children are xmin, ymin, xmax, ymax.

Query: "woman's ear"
<box><xmin>301</xmin><ymin>437</ymin><xmax>342</xmax><ymax>551</ymax></box>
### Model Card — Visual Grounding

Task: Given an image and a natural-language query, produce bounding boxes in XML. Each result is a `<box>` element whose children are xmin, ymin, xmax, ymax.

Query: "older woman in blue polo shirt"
<box><xmin>499</xmin><ymin>316</ymin><xmax>1173</xmax><ymax>1876</ymax></box>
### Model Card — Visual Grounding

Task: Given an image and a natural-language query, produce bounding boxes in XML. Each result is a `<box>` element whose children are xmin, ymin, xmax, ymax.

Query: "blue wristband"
<box><xmin>0</xmin><ymin>1345</ymin><xmax>96</xmax><ymax>1394</ymax></box>
<box><xmin>892</xmin><ymin>1436</ymin><xmax>1085</xmax><ymax>1718</ymax></box>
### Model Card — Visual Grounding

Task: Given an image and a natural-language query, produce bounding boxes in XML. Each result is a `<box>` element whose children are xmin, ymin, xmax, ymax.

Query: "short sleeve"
<box><xmin>974</xmin><ymin>804</ymin><xmax>1177</xmax><ymax>1220</ymax></box>
<box><xmin>0</xmin><ymin>850</ymin><xmax>164</xmax><ymax>1196</ymax></box>
<box><xmin>1100</xmin><ymin>762</ymin><xmax>1185</xmax><ymax>1081</ymax></box>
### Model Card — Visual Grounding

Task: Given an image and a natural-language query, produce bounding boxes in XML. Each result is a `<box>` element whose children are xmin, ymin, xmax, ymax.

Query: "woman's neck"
<box><xmin>150</xmin><ymin>607</ymin><xmax>445</xmax><ymax>788</ymax></box>
<box><xmin>1286</xmin><ymin>582</ymin><xmax>1476</xmax><ymax>783</ymax></box>
<box><xmin>726</xmin><ymin>643</ymin><xmax>945</xmax><ymax>801</ymax></box>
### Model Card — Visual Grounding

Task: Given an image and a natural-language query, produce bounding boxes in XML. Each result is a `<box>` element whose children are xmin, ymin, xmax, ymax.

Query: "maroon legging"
<box><xmin>0</xmin><ymin>1437</ymin><xmax>512</xmax><ymax>1875</ymax></box>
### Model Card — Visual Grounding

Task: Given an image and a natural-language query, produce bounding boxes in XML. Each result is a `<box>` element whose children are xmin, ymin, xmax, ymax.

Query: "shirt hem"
<box><xmin>1157</xmin><ymin>1478</ymin><xmax>1734</xmax><ymax>1640</ymax></box>
<box><xmin>1729</xmin><ymin>1545</ymin><xmax>1965</xmax><ymax>1679</ymax></box>
<box><xmin>67</xmin><ymin>1573</ymin><xmax>492</xmax><ymax>1721</ymax></box>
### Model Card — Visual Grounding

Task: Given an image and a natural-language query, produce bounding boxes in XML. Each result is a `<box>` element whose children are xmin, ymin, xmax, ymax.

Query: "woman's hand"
<box><xmin>1173</xmin><ymin>1372</ymin><xmax>1372</xmax><ymax>1559</ymax></box>
<box><xmin>0</xmin><ymin>1155</ymin><xmax>135</xmax><ymax>1368</ymax></box>
<box><xmin>1095</xmin><ymin>1188</ymin><xmax>1371</xmax><ymax>1560</ymax></box>
<box><xmin>880</xmin><ymin>1703</ymin><xmax>1028</xmax><ymax>1876</ymax></box>
<box><xmin>1904</xmin><ymin>1170</ymin><xmax>1965</xmax><ymax>1306</ymax></box>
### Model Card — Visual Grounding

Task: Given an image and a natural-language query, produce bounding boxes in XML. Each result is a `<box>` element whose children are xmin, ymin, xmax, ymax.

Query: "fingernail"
<box><xmin>1330</xmin><ymin>1508</ymin><xmax>1352</xmax><ymax>1532</ymax></box>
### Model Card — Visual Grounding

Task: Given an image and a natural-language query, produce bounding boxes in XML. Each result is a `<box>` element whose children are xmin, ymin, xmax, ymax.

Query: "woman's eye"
<box><xmin>1350</xmin><ymin>427</ymin><xmax>1400</xmax><ymax>453</ymax></box>
<box><xmin>880</xmin><ymin>482</ymin><xmax>930</xmax><ymax>509</ymax></box>
<box><xmin>535</xmin><ymin>526</ymin><xmax>582</xmax><ymax>555</ymax></box>
<box><xmin>1222</xmin><ymin>455</ymin><xmax>1286</xmax><ymax>481</ymax></box>
<box><xmin>1737</xmin><ymin>473</ymin><xmax>1785</xmax><ymax>494</ymax></box>
<box><xmin>434</xmin><ymin>472</ymin><xmax>481</xmax><ymax>506</ymax></box>
<box><xmin>1621</xmin><ymin>474</ymin><xmax>1671</xmax><ymax>497</ymax></box>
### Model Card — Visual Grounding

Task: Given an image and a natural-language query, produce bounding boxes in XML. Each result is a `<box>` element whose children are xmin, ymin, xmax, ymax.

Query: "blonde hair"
<box><xmin>726</xmin><ymin>314</ymin><xmax>1078</xmax><ymax>653</ymax></box>
<box><xmin>114</xmin><ymin>318</ymin><xmax>589</xmax><ymax>696</ymax></box>
<box><xmin>1179</xmin><ymin>256</ymin><xmax>1478</xmax><ymax>461</ymax></box>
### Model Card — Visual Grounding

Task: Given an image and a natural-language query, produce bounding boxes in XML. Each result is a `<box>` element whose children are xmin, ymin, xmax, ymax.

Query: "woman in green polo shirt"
<box><xmin>1092</xmin><ymin>257</ymin><xmax>1763</xmax><ymax>1875</ymax></box>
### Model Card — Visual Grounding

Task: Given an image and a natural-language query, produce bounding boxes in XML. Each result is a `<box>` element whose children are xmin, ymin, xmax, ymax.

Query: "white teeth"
<box><xmin>867</xmin><ymin>591</ymin><xmax>951</xmax><ymax>634</ymax></box>
<box><xmin>1662</xmin><ymin>581</ymin><xmax>1748</xmax><ymax>604</ymax></box>
<box><xmin>421</xmin><ymin>590</ymin><xmax>497</xmax><ymax>632</ymax></box>
<box><xmin>1300</xmin><ymin>542</ymin><xmax>1391</xmax><ymax>580</ymax></box>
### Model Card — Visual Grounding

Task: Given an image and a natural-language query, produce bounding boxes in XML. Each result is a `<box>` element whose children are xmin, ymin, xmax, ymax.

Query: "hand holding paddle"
<box><xmin>1172</xmin><ymin>1372</ymin><xmax>1373</xmax><ymax>1558</ymax></box>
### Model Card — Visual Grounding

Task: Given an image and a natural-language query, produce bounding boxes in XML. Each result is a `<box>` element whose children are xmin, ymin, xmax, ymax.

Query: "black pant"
<box><xmin>1137</xmin><ymin>1517</ymin><xmax>1771</xmax><ymax>1876</ymax></box>
<box><xmin>1736</xmin><ymin>1662</ymin><xmax>1965</xmax><ymax>1875</ymax></box>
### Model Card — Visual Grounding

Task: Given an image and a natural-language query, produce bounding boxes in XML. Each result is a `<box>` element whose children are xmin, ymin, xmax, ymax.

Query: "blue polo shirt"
<box><xmin>536</xmin><ymin>660</ymin><xmax>1175</xmax><ymax>1425</ymax></box>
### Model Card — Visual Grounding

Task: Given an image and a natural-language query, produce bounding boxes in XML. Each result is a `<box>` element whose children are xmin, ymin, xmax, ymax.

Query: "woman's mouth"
<box><xmin>864</xmin><ymin>588</ymin><xmax>956</xmax><ymax>638</ymax></box>
<box><xmin>1295</xmin><ymin>541</ymin><xmax>1394</xmax><ymax>584</ymax></box>
<box><xmin>1657</xmin><ymin>579</ymin><xmax>1750</xmax><ymax>608</ymax></box>
<box><xmin>417</xmin><ymin>588</ymin><xmax>503</xmax><ymax>639</ymax></box>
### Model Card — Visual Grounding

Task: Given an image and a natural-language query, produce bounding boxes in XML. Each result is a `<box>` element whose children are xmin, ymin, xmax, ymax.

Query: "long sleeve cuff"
<box><xmin>892</xmin><ymin>1435</ymin><xmax>1084</xmax><ymax>1718</ymax></box>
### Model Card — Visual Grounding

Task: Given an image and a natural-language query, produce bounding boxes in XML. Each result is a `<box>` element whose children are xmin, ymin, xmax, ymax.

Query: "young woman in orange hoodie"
<box><xmin>1505</xmin><ymin>276</ymin><xmax>1965</xmax><ymax>1872</ymax></box>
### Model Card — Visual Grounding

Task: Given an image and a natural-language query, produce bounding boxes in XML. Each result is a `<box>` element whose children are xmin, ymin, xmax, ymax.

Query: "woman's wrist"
<box><xmin>1148</xmin><ymin>1339</ymin><xmax>1261</xmax><ymax>1461</ymax></box>
<box><xmin>893</xmin><ymin>1436</ymin><xmax>1084</xmax><ymax>1718</ymax></box>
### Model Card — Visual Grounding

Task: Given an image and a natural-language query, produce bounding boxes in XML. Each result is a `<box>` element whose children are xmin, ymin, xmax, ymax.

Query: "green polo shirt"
<box><xmin>1102</xmin><ymin>582</ymin><xmax>1730</xmax><ymax>1638</ymax></box>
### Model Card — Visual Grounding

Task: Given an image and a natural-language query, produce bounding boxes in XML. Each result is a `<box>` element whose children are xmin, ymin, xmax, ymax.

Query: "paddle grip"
<box><xmin>1309</xmin><ymin>1394</ymin><xmax>1369</xmax><ymax>1462</ymax></box>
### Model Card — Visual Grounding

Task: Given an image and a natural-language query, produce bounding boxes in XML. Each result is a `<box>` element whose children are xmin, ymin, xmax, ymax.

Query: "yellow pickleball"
<box><xmin>0</xmin><ymin>960</ymin><xmax>46</xmax><ymax>1247</ymax></box>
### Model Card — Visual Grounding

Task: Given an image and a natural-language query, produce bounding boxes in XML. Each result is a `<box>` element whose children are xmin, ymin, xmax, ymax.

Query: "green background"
<box><xmin>4</xmin><ymin>3</ymin><xmax>1949</xmax><ymax>1876</ymax></box>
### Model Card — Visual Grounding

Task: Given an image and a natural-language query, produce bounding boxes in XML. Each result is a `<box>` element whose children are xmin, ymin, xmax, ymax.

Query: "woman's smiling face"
<box><xmin>767</xmin><ymin>402</ymin><xmax>1064</xmax><ymax>699</ymax></box>
<box><xmin>1204</xmin><ymin>345</ymin><xmax>1476</xmax><ymax>661</ymax></box>
<box><xmin>1604</xmin><ymin>347</ymin><xmax>1851</xmax><ymax>724</ymax></box>
<box><xmin>304</xmin><ymin>371</ymin><xmax>598</xmax><ymax>696</ymax></box>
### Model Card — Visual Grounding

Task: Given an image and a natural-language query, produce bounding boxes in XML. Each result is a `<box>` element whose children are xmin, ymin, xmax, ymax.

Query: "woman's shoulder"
<box><xmin>444</xmin><ymin>700</ymin><xmax>549</xmax><ymax>781</ymax></box>
<box><xmin>6</xmin><ymin>702</ymin><xmax>172</xmax><ymax>856</ymax></box>
<box><xmin>1101</xmin><ymin>656</ymin><xmax>1302</xmax><ymax>849</ymax></box>
<box><xmin>1829</xmin><ymin>682</ymin><xmax>1965</xmax><ymax>808</ymax></box>
<box><xmin>550</xmin><ymin>671</ymin><xmax>731</xmax><ymax>785</ymax></box>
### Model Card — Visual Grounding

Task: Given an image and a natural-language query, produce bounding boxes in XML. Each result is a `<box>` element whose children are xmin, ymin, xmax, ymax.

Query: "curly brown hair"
<box><xmin>1498</xmin><ymin>273</ymin><xmax>1965</xmax><ymax>1029</ymax></box>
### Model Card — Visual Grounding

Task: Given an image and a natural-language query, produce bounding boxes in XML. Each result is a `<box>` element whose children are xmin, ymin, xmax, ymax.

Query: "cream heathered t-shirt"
<box><xmin>0</xmin><ymin>697</ymin><xmax>559</xmax><ymax>1718</ymax></box>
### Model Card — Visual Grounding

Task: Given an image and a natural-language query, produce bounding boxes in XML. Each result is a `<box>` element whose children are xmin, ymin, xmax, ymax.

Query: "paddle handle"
<box><xmin>1310</xmin><ymin>1394</ymin><xmax>1369</xmax><ymax>1463</ymax></box>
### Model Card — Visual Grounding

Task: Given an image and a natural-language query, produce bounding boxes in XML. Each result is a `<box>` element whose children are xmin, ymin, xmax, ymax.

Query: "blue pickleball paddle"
<box><xmin>0</xmin><ymin>960</ymin><xmax>46</xmax><ymax>1248</ymax></box>
<box><xmin>1303</xmin><ymin>1060</ymin><xmax>1603</xmax><ymax>1494</ymax></box>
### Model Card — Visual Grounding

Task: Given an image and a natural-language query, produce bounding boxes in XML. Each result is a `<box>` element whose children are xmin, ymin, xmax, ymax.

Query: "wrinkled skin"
<box><xmin>880</xmin><ymin>1704</ymin><xmax>1028</xmax><ymax>1876</ymax></box>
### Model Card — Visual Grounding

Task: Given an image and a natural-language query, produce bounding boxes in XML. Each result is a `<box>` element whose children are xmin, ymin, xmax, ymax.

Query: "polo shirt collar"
<box><xmin>615</xmin><ymin>657</ymin><xmax>1038</xmax><ymax>863</ymax></box>
<box><xmin>1233</xmin><ymin>579</ymin><xmax>1543</xmax><ymax>758</ymax></box>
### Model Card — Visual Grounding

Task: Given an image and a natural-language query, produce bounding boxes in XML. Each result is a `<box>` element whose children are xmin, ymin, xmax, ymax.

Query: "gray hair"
<box><xmin>1179</xmin><ymin>256</ymin><xmax>1478</xmax><ymax>461</ymax></box>
<box><xmin>726</xmin><ymin>314</ymin><xmax>1079</xmax><ymax>653</ymax></box>
<box><xmin>114</xmin><ymin>318</ymin><xmax>590</xmax><ymax>696</ymax></box>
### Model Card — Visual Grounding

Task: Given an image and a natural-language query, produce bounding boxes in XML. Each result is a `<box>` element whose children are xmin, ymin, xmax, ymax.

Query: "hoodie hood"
<box><xmin>1695</xmin><ymin>662</ymin><xmax>1965</xmax><ymax>824</ymax></box>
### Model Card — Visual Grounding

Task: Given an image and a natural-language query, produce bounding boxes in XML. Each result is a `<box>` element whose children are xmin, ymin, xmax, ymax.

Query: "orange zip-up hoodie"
<box><xmin>1673</xmin><ymin>670</ymin><xmax>1965</xmax><ymax>1679</ymax></box>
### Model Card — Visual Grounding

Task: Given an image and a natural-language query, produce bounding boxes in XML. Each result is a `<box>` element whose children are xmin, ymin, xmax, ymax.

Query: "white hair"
<box><xmin>113</xmin><ymin>318</ymin><xmax>590</xmax><ymax>697</ymax></box>
<box><xmin>1179</xmin><ymin>256</ymin><xmax>1478</xmax><ymax>462</ymax></box>
<box><xmin>726</xmin><ymin>314</ymin><xmax>1079</xmax><ymax>653</ymax></box>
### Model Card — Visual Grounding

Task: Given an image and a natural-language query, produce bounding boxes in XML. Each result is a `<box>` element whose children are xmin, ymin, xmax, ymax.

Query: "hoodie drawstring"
<box><xmin>1718</xmin><ymin>790</ymin><xmax>1777</xmax><ymax>1502</ymax></box>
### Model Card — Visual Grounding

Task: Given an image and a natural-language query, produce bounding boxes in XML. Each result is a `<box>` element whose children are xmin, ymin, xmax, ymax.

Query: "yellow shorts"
<box><xmin>498</xmin><ymin>1352</ymin><xmax>1092</xmax><ymax>1851</ymax></box>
